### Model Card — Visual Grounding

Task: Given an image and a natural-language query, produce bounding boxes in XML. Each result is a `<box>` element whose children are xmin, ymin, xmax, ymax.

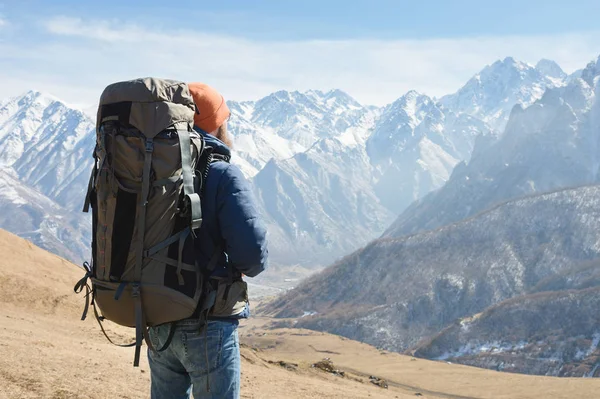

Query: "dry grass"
<box><xmin>1</xmin><ymin>229</ymin><xmax>599</xmax><ymax>398</ymax></box>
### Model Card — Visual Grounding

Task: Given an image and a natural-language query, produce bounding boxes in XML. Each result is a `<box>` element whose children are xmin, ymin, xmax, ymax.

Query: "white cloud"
<box><xmin>1</xmin><ymin>16</ymin><xmax>600</xmax><ymax>107</ymax></box>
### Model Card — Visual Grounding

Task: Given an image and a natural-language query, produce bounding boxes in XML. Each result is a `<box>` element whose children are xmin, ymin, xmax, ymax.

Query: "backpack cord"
<box><xmin>130</xmin><ymin>137</ymin><xmax>155</xmax><ymax>367</ymax></box>
<box><xmin>74</xmin><ymin>271</ymin><xmax>136</xmax><ymax>348</ymax></box>
<box><xmin>76</xmin><ymin>272</ymin><xmax>177</xmax><ymax>352</ymax></box>
<box><xmin>74</xmin><ymin>262</ymin><xmax>93</xmax><ymax>320</ymax></box>
<box><xmin>93</xmin><ymin>299</ymin><xmax>136</xmax><ymax>348</ymax></box>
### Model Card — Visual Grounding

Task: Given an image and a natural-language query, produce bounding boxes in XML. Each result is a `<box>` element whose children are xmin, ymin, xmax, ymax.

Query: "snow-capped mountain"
<box><xmin>367</xmin><ymin>91</ymin><xmax>492</xmax><ymax>213</ymax></box>
<box><xmin>226</xmin><ymin>89</ymin><xmax>374</xmax><ymax>177</ymax></box>
<box><xmin>534</xmin><ymin>58</ymin><xmax>567</xmax><ymax>81</ymax></box>
<box><xmin>248</xmin><ymin>89</ymin><xmax>366</xmax><ymax>147</ymax></box>
<box><xmin>0</xmin><ymin>91</ymin><xmax>93</xmax><ymax>262</ymax></box>
<box><xmin>253</xmin><ymin>135</ymin><xmax>394</xmax><ymax>266</ymax></box>
<box><xmin>266</xmin><ymin>184</ymin><xmax>600</xmax><ymax>358</ymax></box>
<box><xmin>0</xmin><ymin>168</ymin><xmax>90</xmax><ymax>262</ymax></box>
<box><xmin>0</xmin><ymin>56</ymin><xmax>574</xmax><ymax>267</ymax></box>
<box><xmin>387</xmin><ymin>55</ymin><xmax>600</xmax><ymax>238</ymax></box>
<box><xmin>251</xmin><ymin>88</ymin><xmax>495</xmax><ymax>265</ymax></box>
<box><xmin>0</xmin><ymin>87</ymin><xmax>487</xmax><ymax>267</ymax></box>
<box><xmin>439</xmin><ymin>57</ymin><xmax>567</xmax><ymax>131</ymax></box>
<box><xmin>0</xmin><ymin>91</ymin><xmax>96</xmax><ymax>211</ymax></box>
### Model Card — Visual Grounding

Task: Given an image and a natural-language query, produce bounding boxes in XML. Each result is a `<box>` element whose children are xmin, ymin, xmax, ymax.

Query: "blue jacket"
<box><xmin>193</xmin><ymin>128</ymin><xmax>268</xmax><ymax>300</ymax></box>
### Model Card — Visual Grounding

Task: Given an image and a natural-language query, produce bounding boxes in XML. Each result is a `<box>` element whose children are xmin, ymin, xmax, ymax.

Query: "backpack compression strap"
<box><xmin>130</xmin><ymin>129</ymin><xmax>204</xmax><ymax>366</ymax></box>
<box><xmin>178</xmin><ymin>129</ymin><xmax>203</xmax><ymax>230</ymax></box>
<box><xmin>129</xmin><ymin>137</ymin><xmax>155</xmax><ymax>367</ymax></box>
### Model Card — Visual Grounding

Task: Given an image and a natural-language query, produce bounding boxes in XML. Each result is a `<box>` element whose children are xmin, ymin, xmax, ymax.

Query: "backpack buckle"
<box><xmin>131</xmin><ymin>283</ymin><xmax>141</xmax><ymax>297</ymax></box>
<box><xmin>145</xmin><ymin>139</ymin><xmax>154</xmax><ymax>153</ymax></box>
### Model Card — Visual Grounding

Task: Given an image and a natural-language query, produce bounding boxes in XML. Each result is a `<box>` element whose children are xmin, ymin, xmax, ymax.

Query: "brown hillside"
<box><xmin>1</xmin><ymin>229</ymin><xmax>599</xmax><ymax>398</ymax></box>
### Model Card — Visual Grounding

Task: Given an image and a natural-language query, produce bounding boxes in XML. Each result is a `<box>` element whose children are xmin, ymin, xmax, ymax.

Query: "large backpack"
<box><xmin>74</xmin><ymin>78</ymin><xmax>225</xmax><ymax>366</ymax></box>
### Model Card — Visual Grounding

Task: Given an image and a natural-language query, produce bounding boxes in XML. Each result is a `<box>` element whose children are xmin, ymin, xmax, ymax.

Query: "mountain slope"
<box><xmin>254</xmin><ymin>137</ymin><xmax>394</xmax><ymax>266</ymax></box>
<box><xmin>265</xmin><ymin>185</ymin><xmax>600</xmax><ymax>367</ymax></box>
<box><xmin>387</xmin><ymin>55</ymin><xmax>600</xmax><ymax>238</ymax></box>
<box><xmin>413</xmin><ymin>286</ymin><xmax>600</xmax><ymax>377</ymax></box>
<box><xmin>0</xmin><ymin>169</ymin><xmax>90</xmax><ymax>262</ymax></box>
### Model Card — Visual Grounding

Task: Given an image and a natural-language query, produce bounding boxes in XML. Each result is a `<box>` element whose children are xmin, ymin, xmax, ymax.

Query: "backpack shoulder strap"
<box><xmin>196</xmin><ymin>144</ymin><xmax>231</xmax><ymax>198</ymax></box>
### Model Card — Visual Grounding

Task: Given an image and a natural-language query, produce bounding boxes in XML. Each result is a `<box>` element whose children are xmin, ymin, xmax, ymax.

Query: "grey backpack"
<box><xmin>74</xmin><ymin>78</ymin><xmax>225</xmax><ymax>366</ymax></box>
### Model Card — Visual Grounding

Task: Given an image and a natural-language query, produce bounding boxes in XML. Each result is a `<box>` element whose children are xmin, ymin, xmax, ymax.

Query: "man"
<box><xmin>147</xmin><ymin>83</ymin><xmax>268</xmax><ymax>399</ymax></box>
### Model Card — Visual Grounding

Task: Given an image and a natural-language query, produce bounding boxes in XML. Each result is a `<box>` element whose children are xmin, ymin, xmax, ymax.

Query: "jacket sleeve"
<box><xmin>216</xmin><ymin>163</ymin><xmax>268</xmax><ymax>277</ymax></box>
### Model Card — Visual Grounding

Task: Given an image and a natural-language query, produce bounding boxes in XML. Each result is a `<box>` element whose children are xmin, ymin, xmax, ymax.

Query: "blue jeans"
<box><xmin>148</xmin><ymin>319</ymin><xmax>240</xmax><ymax>399</ymax></box>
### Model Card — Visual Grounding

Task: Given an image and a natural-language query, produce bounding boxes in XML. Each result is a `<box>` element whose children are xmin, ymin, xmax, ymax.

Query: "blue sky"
<box><xmin>1</xmin><ymin>1</ymin><xmax>599</xmax><ymax>107</ymax></box>
<box><xmin>7</xmin><ymin>0</ymin><xmax>600</xmax><ymax>40</ymax></box>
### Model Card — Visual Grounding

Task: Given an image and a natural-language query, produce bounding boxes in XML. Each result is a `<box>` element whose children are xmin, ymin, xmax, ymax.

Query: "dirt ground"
<box><xmin>1</xmin><ymin>229</ymin><xmax>599</xmax><ymax>398</ymax></box>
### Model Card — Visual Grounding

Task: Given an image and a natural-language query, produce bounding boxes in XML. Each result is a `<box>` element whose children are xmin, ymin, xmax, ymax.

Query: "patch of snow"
<box><xmin>435</xmin><ymin>340</ymin><xmax>528</xmax><ymax>360</ymax></box>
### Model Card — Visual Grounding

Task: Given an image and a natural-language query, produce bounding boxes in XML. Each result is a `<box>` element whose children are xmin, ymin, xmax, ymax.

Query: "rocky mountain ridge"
<box><xmin>265</xmin><ymin>184</ymin><xmax>600</xmax><ymax>377</ymax></box>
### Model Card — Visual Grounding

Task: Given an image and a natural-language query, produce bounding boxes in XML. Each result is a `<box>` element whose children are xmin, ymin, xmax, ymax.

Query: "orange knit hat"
<box><xmin>188</xmin><ymin>82</ymin><xmax>230</xmax><ymax>133</ymax></box>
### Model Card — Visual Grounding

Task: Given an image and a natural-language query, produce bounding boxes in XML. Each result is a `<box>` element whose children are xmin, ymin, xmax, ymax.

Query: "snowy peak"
<box><xmin>481</xmin><ymin>56</ymin><xmax>533</xmax><ymax>79</ymax></box>
<box><xmin>581</xmin><ymin>55</ymin><xmax>600</xmax><ymax>86</ymax></box>
<box><xmin>0</xmin><ymin>90</ymin><xmax>91</xmax><ymax>130</ymax></box>
<box><xmin>14</xmin><ymin>90</ymin><xmax>61</xmax><ymax>108</ymax></box>
<box><xmin>250</xmin><ymin>90</ymin><xmax>306</xmax><ymax>125</ymax></box>
<box><xmin>0</xmin><ymin>90</ymin><xmax>95</xmax><ymax>210</ymax></box>
<box><xmin>370</xmin><ymin>92</ymin><xmax>442</xmax><ymax>155</ymax></box>
<box><xmin>538</xmin><ymin>73</ymin><xmax>596</xmax><ymax>116</ymax></box>
<box><xmin>0</xmin><ymin>92</ymin><xmax>94</xmax><ymax>262</ymax></box>
<box><xmin>1</xmin><ymin>90</ymin><xmax>89</xmax><ymax>124</ymax></box>
<box><xmin>364</xmin><ymin>89</ymin><xmax>490</xmax><ymax>214</ymax></box>
<box><xmin>535</xmin><ymin>58</ymin><xmax>567</xmax><ymax>81</ymax></box>
<box><xmin>249</xmin><ymin>89</ymin><xmax>363</xmax><ymax>125</ymax></box>
<box><xmin>368</xmin><ymin>91</ymin><xmax>443</xmax><ymax>157</ymax></box>
<box><xmin>227</xmin><ymin>88</ymin><xmax>374</xmax><ymax>169</ymax></box>
<box><xmin>368</xmin><ymin>92</ymin><xmax>433</xmax><ymax>157</ymax></box>
<box><xmin>386</xmin><ymin>90</ymin><xmax>439</xmax><ymax>124</ymax></box>
<box><xmin>305</xmin><ymin>89</ymin><xmax>363</xmax><ymax>110</ymax></box>
<box><xmin>0</xmin><ymin>91</ymin><xmax>90</xmax><ymax>164</ymax></box>
<box><xmin>388</xmin><ymin>54</ymin><xmax>600</xmax><ymax>239</ymax></box>
<box><xmin>535</xmin><ymin>55</ymin><xmax>600</xmax><ymax>118</ymax></box>
<box><xmin>440</xmin><ymin>57</ymin><xmax>566</xmax><ymax>131</ymax></box>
